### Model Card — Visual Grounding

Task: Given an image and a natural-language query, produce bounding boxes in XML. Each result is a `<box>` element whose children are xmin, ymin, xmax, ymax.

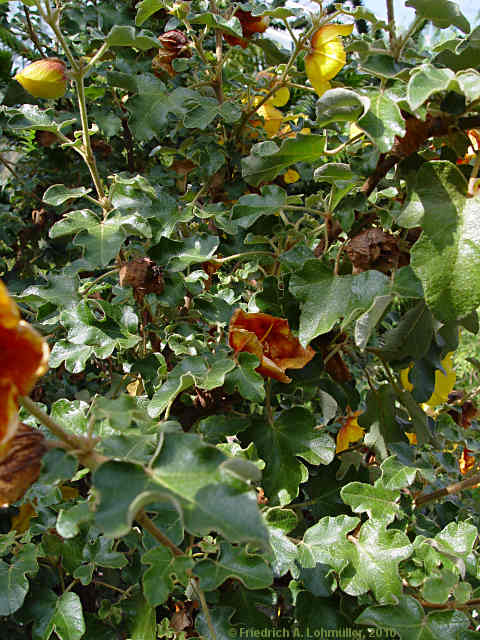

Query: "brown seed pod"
<box><xmin>118</xmin><ymin>258</ymin><xmax>164</xmax><ymax>299</ymax></box>
<box><xmin>0</xmin><ymin>423</ymin><xmax>46</xmax><ymax>506</ymax></box>
<box><xmin>153</xmin><ymin>30</ymin><xmax>191</xmax><ymax>76</ymax></box>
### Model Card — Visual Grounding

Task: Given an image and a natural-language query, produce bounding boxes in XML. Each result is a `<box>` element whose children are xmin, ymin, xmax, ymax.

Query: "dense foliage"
<box><xmin>1</xmin><ymin>0</ymin><xmax>480</xmax><ymax>637</ymax></box>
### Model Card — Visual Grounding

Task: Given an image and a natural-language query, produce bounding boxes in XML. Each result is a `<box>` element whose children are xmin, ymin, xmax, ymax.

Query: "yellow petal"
<box><xmin>307</xmin><ymin>36</ymin><xmax>346</xmax><ymax>82</ymax></box>
<box><xmin>400</xmin><ymin>365</ymin><xmax>414</xmax><ymax>392</ymax></box>
<box><xmin>269</xmin><ymin>86</ymin><xmax>290</xmax><ymax>107</ymax></box>
<box><xmin>258</xmin><ymin>103</ymin><xmax>283</xmax><ymax>137</ymax></box>
<box><xmin>283</xmin><ymin>168</ymin><xmax>300</xmax><ymax>184</ymax></box>
<box><xmin>311</xmin><ymin>24</ymin><xmax>354</xmax><ymax>49</ymax></box>
<box><xmin>405</xmin><ymin>432</ymin><xmax>417</xmax><ymax>445</ymax></box>
<box><xmin>0</xmin><ymin>281</ymin><xmax>20</xmax><ymax>329</ymax></box>
<box><xmin>336</xmin><ymin>414</ymin><xmax>364</xmax><ymax>453</ymax></box>
<box><xmin>425</xmin><ymin>352</ymin><xmax>456</xmax><ymax>407</ymax></box>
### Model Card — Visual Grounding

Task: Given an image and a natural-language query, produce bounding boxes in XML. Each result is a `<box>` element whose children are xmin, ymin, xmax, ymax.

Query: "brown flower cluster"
<box><xmin>152</xmin><ymin>30</ymin><xmax>192</xmax><ymax>76</ymax></box>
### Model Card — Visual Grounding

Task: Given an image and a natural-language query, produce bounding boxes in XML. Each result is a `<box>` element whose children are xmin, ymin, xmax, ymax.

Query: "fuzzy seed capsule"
<box><xmin>14</xmin><ymin>58</ymin><xmax>67</xmax><ymax>99</ymax></box>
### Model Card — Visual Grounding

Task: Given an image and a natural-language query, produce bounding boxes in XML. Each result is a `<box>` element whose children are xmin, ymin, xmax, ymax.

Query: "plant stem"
<box><xmin>214</xmin><ymin>251</ymin><xmax>275</xmax><ymax>264</ymax></box>
<box><xmin>73</xmin><ymin>73</ymin><xmax>106</xmax><ymax>203</ymax></box>
<box><xmin>468</xmin><ymin>150</ymin><xmax>480</xmax><ymax>196</ymax></box>
<box><xmin>24</xmin><ymin>5</ymin><xmax>45</xmax><ymax>57</ymax></box>
<box><xmin>19</xmin><ymin>395</ymin><xmax>107</xmax><ymax>469</ymax></box>
<box><xmin>414</xmin><ymin>471</ymin><xmax>480</xmax><ymax>507</ymax></box>
<box><xmin>83</xmin><ymin>41</ymin><xmax>110</xmax><ymax>74</ymax></box>
<box><xmin>265</xmin><ymin>379</ymin><xmax>274</xmax><ymax>428</ymax></box>
<box><xmin>386</xmin><ymin>0</ymin><xmax>396</xmax><ymax>52</ymax></box>
<box><xmin>135</xmin><ymin>509</ymin><xmax>184</xmax><ymax>557</ymax></box>
<box><xmin>81</xmin><ymin>267</ymin><xmax>120</xmax><ymax>296</ymax></box>
<box><xmin>396</xmin><ymin>17</ymin><xmax>423</xmax><ymax>60</ymax></box>
<box><xmin>36</xmin><ymin>0</ymin><xmax>79</xmax><ymax>72</ymax></box>
<box><xmin>209</xmin><ymin>0</ymin><xmax>224</xmax><ymax>103</ymax></box>
<box><xmin>190</xmin><ymin>576</ymin><xmax>217</xmax><ymax>640</ymax></box>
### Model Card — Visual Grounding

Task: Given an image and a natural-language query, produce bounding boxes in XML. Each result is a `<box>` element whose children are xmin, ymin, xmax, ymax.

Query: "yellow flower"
<box><xmin>255</xmin><ymin>70</ymin><xmax>290</xmax><ymax>107</ymax></box>
<box><xmin>14</xmin><ymin>58</ymin><xmax>67</xmax><ymax>99</ymax></box>
<box><xmin>336</xmin><ymin>410</ymin><xmax>364</xmax><ymax>453</ymax></box>
<box><xmin>283</xmin><ymin>168</ymin><xmax>300</xmax><ymax>184</ymax></box>
<box><xmin>400</xmin><ymin>352</ymin><xmax>456</xmax><ymax>408</ymax></box>
<box><xmin>0</xmin><ymin>281</ymin><xmax>49</xmax><ymax>456</ymax></box>
<box><xmin>305</xmin><ymin>23</ymin><xmax>353</xmax><ymax>97</ymax></box>
<box><xmin>405</xmin><ymin>432</ymin><xmax>417</xmax><ymax>445</ymax></box>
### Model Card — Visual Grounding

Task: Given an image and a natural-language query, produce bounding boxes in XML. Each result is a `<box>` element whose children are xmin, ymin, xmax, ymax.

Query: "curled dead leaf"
<box><xmin>0</xmin><ymin>423</ymin><xmax>46</xmax><ymax>506</ymax></box>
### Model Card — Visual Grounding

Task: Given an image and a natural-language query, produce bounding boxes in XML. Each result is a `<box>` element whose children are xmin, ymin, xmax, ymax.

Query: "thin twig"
<box><xmin>135</xmin><ymin>509</ymin><xmax>184</xmax><ymax>557</ymax></box>
<box><xmin>23</xmin><ymin>6</ymin><xmax>45</xmax><ymax>57</ymax></box>
<box><xmin>415</xmin><ymin>471</ymin><xmax>480</xmax><ymax>507</ymax></box>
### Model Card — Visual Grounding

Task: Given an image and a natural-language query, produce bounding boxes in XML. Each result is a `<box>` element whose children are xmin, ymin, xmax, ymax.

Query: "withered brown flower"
<box><xmin>228</xmin><ymin>309</ymin><xmax>314</xmax><ymax>383</ymax></box>
<box><xmin>223</xmin><ymin>10</ymin><xmax>270</xmax><ymax>48</ymax></box>
<box><xmin>153</xmin><ymin>30</ymin><xmax>192</xmax><ymax>76</ymax></box>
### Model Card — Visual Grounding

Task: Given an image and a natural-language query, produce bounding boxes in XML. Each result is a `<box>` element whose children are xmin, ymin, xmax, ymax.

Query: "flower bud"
<box><xmin>14</xmin><ymin>58</ymin><xmax>67</xmax><ymax>99</ymax></box>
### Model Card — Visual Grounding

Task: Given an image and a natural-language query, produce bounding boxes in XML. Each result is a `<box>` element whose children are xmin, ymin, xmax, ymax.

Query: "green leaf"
<box><xmin>49</xmin><ymin>341</ymin><xmax>92</xmax><ymax>373</ymax></box>
<box><xmin>49</xmin><ymin>209</ymin><xmax>100</xmax><ymax>238</ymax></box>
<box><xmin>135</xmin><ymin>0</ymin><xmax>166</xmax><ymax>26</ymax></box>
<box><xmin>299</xmin><ymin>515</ymin><xmax>359</xmax><ymax>571</ymax></box>
<box><xmin>0</xmin><ymin>544</ymin><xmax>39</xmax><ymax>615</ymax></box>
<box><xmin>290</xmin><ymin>261</ymin><xmax>391</xmax><ymax>345</ymax></box>
<box><xmin>405</xmin><ymin>0</ymin><xmax>470</xmax><ymax>33</ymax></box>
<box><xmin>43</xmin><ymin>184</ymin><xmax>92</xmax><ymax>206</ymax></box>
<box><xmin>376</xmin><ymin>301</ymin><xmax>434</xmax><ymax>362</ymax></box>
<box><xmin>128</xmin><ymin>594</ymin><xmax>157</xmax><ymax>640</ymax></box>
<box><xmin>360</xmin><ymin>54</ymin><xmax>412</xmax><ymax>80</ymax></box>
<box><xmin>7</xmin><ymin>105</ymin><xmax>76</xmax><ymax>132</ymax></box>
<box><xmin>342</xmin><ymin>520</ymin><xmax>412</xmax><ymax>603</ymax></box>
<box><xmin>240</xmin><ymin>407</ymin><xmax>335</xmax><ymax>506</ymax></box>
<box><xmin>422</xmin><ymin>569</ymin><xmax>458</xmax><ymax>604</ymax></box>
<box><xmin>148</xmin><ymin>235</ymin><xmax>219</xmax><ymax>271</ymax></box>
<box><xmin>51</xmin><ymin>209</ymin><xmax>149</xmax><ymax>267</ymax></box>
<box><xmin>434</xmin><ymin>521</ymin><xmax>478</xmax><ymax>559</ymax></box>
<box><xmin>142</xmin><ymin>547</ymin><xmax>175</xmax><ymax>606</ymax></box>
<box><xmin>315</xmin><ymin>88</ymin><xmax>370</xmax><ymax>127</ymax></box>
<box><xmin>190</xmin><ymin>14</ymin><xmax>242</xmax><ymax>38</ymax></box>
<box><xmin>242</xmin><ymin>135</ymin><xmax>326</xmax><ymax>186</ymax></box>
<box><xmin>183</xmin><ymin>96</ymin><xmax>241</xmax><ymax>129</ymax></box>
<box><xmin>93</xmin><ymin>433</ymin><xmax>269</xmax><ymax>547</ymax></box>
<box><xmin>57</xmin><ymin>501</ymin><xmax>92</xmax><ymax>539</ymax></box>
<box><xmin>392</xmin><ymin>266</ymin><xmax>424</xmax><ymax>298</ymax></box>
<box><xmin>358</xmin><ymin>385</ymin><xmax>405</xmax><ymax>448</ymax></box>
<box><xmin>407</xmin><ymin>64</ymin><xmax>456</xmax><ymax>111</ymax></box>
<box><xmin>264</xmin><ymin>508</ymin><xmax>298</xmax><ymax>577</ymax></box>
<box><xmin>340</xmin><ymin>482</ymin><xmax>401</xmax><ymax>524</ymax></box>
<box><xmin>148</xmin><ymin>372</ymin><xmax>195</xmax><ymax>418</ymax></box>
<box><xmin>400</xmin><ymin>162</ymin><xmax>480</xmax><ymax>322</ymax></box>
<box><xmin>356</xmin><ymin>595</ymin><xmax>471</xmax><ymax>638</ymax></box>
<box><xmin>225</xmin><ymin>352</ymin><xmax>265</xmax><ymax>403</ymax></box>
<box><xmin>358</xmin><ymin>94</ymin><xmax>406</xmax><ymax>153</ymax></box>
<box><xmin>195</xmin><ymin>606</ymin><xmax>237</xmax><ymax>640</ymax></box>
<box><xmin>106</xmin><ymin>25</ymin><xmax>160</xmax><ymax>50</ymax></box>
<box><xmin>126</xmin><ymin>75</ymin><xmax>170</xmax><ymax>141</ymax></box>
<box><xmin>378</xmin><ymin>455</ymin><xmax>419</xmax><ymax>490</ymax></box>
<box><xmin>231</xmin><ymin>184</ymin><xmax>286</xmax><ymax>228</ymax></box>
<box><xmin>456</xmin><ymin>69</ymin><xmax>480</xmax><ymax>104</ymax></box>
<box><xmin>354</xmin><ymin>294</ymin><xmax>393</xmax><ymax>350</ymax></box>
<box><xmin>194</xmin><ymin>542</ymin><xmax>273</xmax><ymax>591</ymax></box>
<box><xmin>51</xmin><ymin>592</ymin><xmax>86</xmax><ymax>640</ymax></box>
